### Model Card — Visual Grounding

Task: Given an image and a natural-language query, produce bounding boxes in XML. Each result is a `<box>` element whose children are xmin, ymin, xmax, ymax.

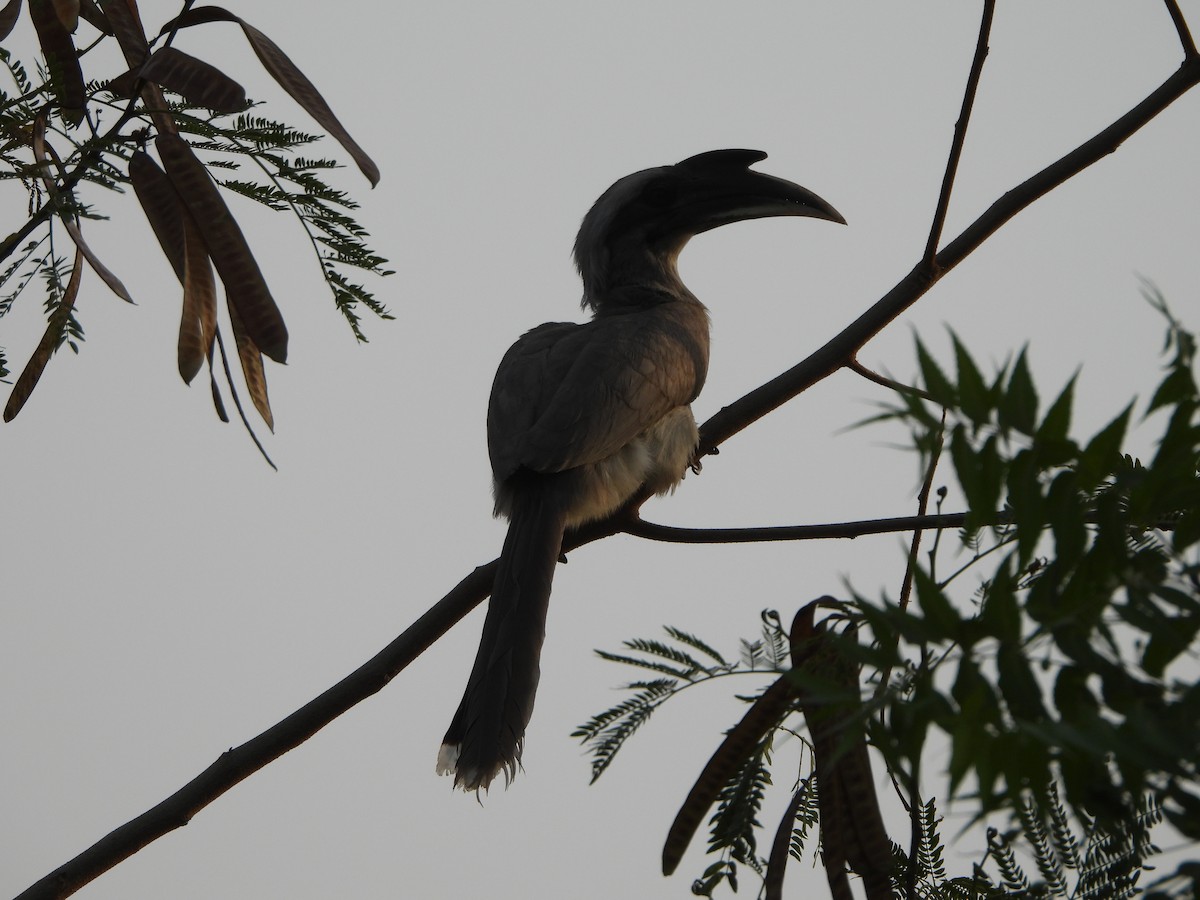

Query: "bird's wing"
<box><xmin>488</xmin><ymin>312</ymin><xmax>705</xmax><ymax>480</ymax></box>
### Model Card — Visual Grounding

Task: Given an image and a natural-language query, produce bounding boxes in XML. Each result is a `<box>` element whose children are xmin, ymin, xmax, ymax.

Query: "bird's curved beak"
<box><xmin>680</xmin><ymin>167</ymin><xmax>846</xmax><ymax>237</ymax></box>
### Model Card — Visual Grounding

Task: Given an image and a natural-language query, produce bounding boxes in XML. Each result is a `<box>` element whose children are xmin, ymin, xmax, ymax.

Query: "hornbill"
<box><xmin>437</xmin><ymin>149</ymin><xmax>845</xmax><ymax>791</ymax></box>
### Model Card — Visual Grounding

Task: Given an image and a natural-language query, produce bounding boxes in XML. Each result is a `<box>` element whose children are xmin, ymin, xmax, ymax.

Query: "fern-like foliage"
<box><xmin>585</xmin><ymin>610</ymin><xmax>1180</xmax><ymax>900</ymax></box>
<box><xmin>888</xmin><ymin>798</ymin><xmax>996</xmax><ymax>899</ymax></box>
<box><xmin>573</xmin><ymin>622</ymin><xmax>766</xmax><ymax>783</ymax></box>
<box><xmin>786</xmin><ymin>775</ymin><xmax>820</xmax><ymax>864</ymax></box>
<box><xmin>885</xmin><ymin>790</ymin><xmax>1164</xmax><ymax>900</ymax></box>
<box><xmin>664</xmin><ymin>625</ymin><xmax>729</xmax><ymax>667</ymax></box>
<box><xmin>691</xmin><ymin>734</ymin><xmax>773</xmax><ymax>898</ymax></box>
<box><xmin>1017</xmin><ymin>790</ymin><xmax>1069</xmax><ymax>896</ymax></box>
<box><xmin>170</xmin><ymin>105</ymin><xmax>393</xmax><ymax>341</ymax></box>
<box><xmin>917</xmin><ymin>798</ymin><xmax>950</xmax><ymax>885</ymax></box>
<box><xmin>1</xmin><ymin>6</ymin><xmax>389</xmax><ymax>442</ymax></box>
<box><xmin>739</xmin><ymin>609</ymin><xmax>790</xmax><ymax>671</ymax></box>
<box><xmin>571</xmin><ymin>678</ymin><xmax>677</xmax><ymax>783</ymax></box>
<box><xmin>38</xmin><ymin>249</ymin><xmax>83</xmax><ymax>353</ymax></box>
<box><xmin>1074</xmin><ymin>793</ymin><xmax>1163</xmax><ymax>899</ymax></box>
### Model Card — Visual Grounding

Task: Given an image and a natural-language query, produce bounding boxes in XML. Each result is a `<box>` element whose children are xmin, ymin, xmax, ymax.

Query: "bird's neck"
<box><xmin>583</xmin><ymin>243</ymin><xmax>701</xmax><ymax>314</ymax></box>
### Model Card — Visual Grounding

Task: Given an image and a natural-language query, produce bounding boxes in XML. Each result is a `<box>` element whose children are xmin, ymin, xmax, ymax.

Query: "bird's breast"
<box><xmin>561</xmin><ymin>405</ymin><xmax>699</xmax><ymax>527</ymax></box>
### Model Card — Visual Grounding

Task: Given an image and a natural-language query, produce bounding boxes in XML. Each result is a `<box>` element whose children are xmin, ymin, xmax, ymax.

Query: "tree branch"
<box><xmin>0</xmin><ymin>111</ymin><xmax>137</xmax><ymax>265</ymax></box>
<box><xmin>698</xmin><ymin>51</ymin><xmax>1200</xmax><ymax>455</ymax></box>
<box><xmin>15</xmin><ymin>563</ymin><xmax>497</xmax><ymax>900</ymax></box>
<box><xmin>621</xmin><ymin>511</ymin><xmax>987</xmax><ymax>544</ymax></box>
<box><xmin>1164</xmin><ymin>0</ymin><xmax>1199</xmax><ymax>58</ymax></box>
<box><xmin>897</xmin><ymin>413</ymin><xmax>946</xmax><ymax>615</ymax></box>
<box><xmin>846</xmin><ymin>356</ymin><xmax>931</xmax><ymax>400</ymax></box>
<box><xmin>924</xmin><ymin>0</ymin><xmax>995</xmax><ymax>265</ymax></box>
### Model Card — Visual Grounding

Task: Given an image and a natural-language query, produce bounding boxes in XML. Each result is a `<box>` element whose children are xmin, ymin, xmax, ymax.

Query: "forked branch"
<box><xmin>699</xmin><ymin>5</ymin><xmax>1200</xmax><ymax>451</ymax></box>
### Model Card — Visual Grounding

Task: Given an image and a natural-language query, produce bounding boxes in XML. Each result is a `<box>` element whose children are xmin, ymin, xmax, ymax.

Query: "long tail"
<box><xmin>437</xmin><ymin>490</ymin><xmax>566</xmax><ymax>791</ymax></box>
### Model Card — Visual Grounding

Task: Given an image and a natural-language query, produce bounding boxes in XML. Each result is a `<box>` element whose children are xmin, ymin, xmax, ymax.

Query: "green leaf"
<box><xmin>948</xmin><ymin>657</ymin><xmax>999</xmax><ymax>793</ymax></box>
<box><xmin>594</xmin><ymin>649</ymin><xmax>694</xmax><ymax>680</ymax></box>
<box><xmin>997</xmin><ymin>643</ymin><xmax>1048</xmax><ymax>723</ymax></box>
<box><xmin>1045</xmin><ymin>470</ymin><xmax>1087</xmax><ymax>570</ymax></box>
<box><xmin>1005</xmin><ymin>449</ymin><xmax>1045</xmax><ymax>566</ymax></box>
<box><xmin>1053</xmin><ymin>665</ymin><xmax>1099</xmax><ymax>719</ymax></box>
<box><xmin>916</xmin><ymin>336</ymin><xmax>957</xmax><ymax>408</ymax></box>
<box><xmin>952</xmin><ymin>429</ymin><xmax>1005</xmax><ymax>529</ymax></box>
<box><xmin>914</xmin><ymin>566</ymin><xmax>962</xmax><ymax>640</ymax></box>
<box><xmin>953</xmin><ymin>332</ymin><xmax>992</xmax><ymax>427</ymax></box>
<box><xmin>663</xmin><ymin>626</ymin><xmax>729</xmax><ymax>666</ymax></box>
<box><xmin>978</xmin><ymin>559</ymin><xmax>1021</xmax><ymax>644</ymax></box>
<box><xmin>949</xmin><ymin>425</ymin><xmax>980</xmax><ymax>515</ymax></box>
<box><xmin>1142</xmin><ymin>610</ymin><xmax>1200</xmax><ymax>678</ymax></box>
<box><xmin>1173</xmin><ymin>507</ymin><xmax>1200</xmax><ymax>551</ymax></box>
<box><xmin>1077</xmin><ymin>404</ymin><xmax>1132</xmax><ymax>489</ymax></box>
<box><xmin>994</xmin><ymin>730</ymin><xmax>1052</xmax><ymax>814</ymax></box>
<box><xmin>1000</xmin><ymin>346</ymin><xmax>1039</xmax><ymax>436</ymax></box>
<box><xmin>1037</xmin><ymin>374</ymin><xmax>1077</xmax><ymax>445</ymax></box>
<box><xmin>1147</xmin><ymin>365</ymin><xmax>1197</xmax><ymax>413</ymax></box>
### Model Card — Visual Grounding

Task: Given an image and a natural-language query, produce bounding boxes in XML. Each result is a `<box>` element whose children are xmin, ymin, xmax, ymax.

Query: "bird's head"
<box><xmin>574</xmin><ymin>149</ymin><xmax>844</xmax><ymax>309</ymax></box>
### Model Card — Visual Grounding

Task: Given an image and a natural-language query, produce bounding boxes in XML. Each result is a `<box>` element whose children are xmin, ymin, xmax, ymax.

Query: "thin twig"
<box><xmin>897</xmin><ymin>410</ymin><xmax>947</xmax><ymax>615</ymax></box>
<box><xmin>926</xmin><ymin>486</ymin><xmax>948</xmax><ymax>583</ymax></box>
<box><xmin>872</xmin><ymin>412</ymin><xmax>946</xmax><ymax>709</ymax></box>
<box><xmin>923</xmin><ymin>0</ymin><xmax>995</xmax><ymax>265</ymax></box>
<box><xmin>847</xmin><ymin>356</ymin><xmax>932</xmax><ymax>401</ymax></box>
<box><xmin>621</xmin><ymin>510</ymin><xmax>992</xmax><ymax>544</ymax></box>
<box><xmin>873</xmin><ymin>415</ymin><xmax>945</xmax><ymax>734</ymax></box>
<box><xmin>1164</xmin><ymin>0</ymin><xmax>1198</xmax><ymax>58</ymax></box>
<box><xmin>0</xmin><ymin>108</ymin><xmax>139</xmax><ymax>263</ymax></box>
<box><xmin>699</xmin><ymin>51</ymin><xmax>1200</xmax><ymax>456</ymax></box>
<box><xmin>904</xmin><ymin>739</ymin><xmax>925</xmax><ymax>900</ymax></box>
<box><xmin>157</xmin><ymin>0</ymin><xmax>195</xmax><ymax>51</ymax></box>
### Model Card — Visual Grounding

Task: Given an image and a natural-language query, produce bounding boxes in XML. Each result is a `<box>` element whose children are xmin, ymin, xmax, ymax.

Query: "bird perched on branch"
<box><xmin>437</xmin><ymin>149</ymin><xmax>845</xmax><ymax>791</ymax></box>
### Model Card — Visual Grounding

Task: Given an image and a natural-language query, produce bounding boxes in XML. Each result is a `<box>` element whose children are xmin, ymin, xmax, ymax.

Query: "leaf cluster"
<box><xmin>175</xmin><ymin>108</ymin><xmax>393</xmax><ymax>342</ymax></box>
<box><xmin>984</xmin><ymin>787</ymin><xmax>1162</xmax><ymax>900</ymax></box>
<box><xmin>866</xmin><ymin>295</ymin><xmax>1200</xmax><ymax>848</ymax></box>
<box><xmin>0</xmin><ymin>1</ymin><xmax>390</xmax><ymax>456</ymax></box>
<box><xmin>583</xmin><ymin>297</ymin><xmax>1199</xmax><ymax>897</ymax></box>
<box><xmin>890</xmin><ymin>789</ymin><xmax>1165</xmax><ymax>899</ymax></box>
<box><xmin>689</xmin><ymin>734</ymin><xmax>773</xmax><ymax>898</ymax></box>
<box><xmin>572</xmin><ymin>623</ymin><xmax>741</xmax><ymax>783</ymax></box>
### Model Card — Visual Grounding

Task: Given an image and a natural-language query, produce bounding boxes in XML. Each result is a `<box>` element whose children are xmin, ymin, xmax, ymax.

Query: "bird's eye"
<box><xmin>641</xmin><ymin>184</ymin><xmax>678</xmax><ymax>208</ymax></box>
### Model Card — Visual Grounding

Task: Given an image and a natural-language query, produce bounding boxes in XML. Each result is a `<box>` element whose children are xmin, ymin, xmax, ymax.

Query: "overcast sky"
<box><xmin>3</xmin><ymin>2</ymin><xmax>1199</xmax><ymax>898</ymax></box>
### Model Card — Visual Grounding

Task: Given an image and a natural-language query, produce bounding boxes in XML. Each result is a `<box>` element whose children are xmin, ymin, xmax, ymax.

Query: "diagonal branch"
<box><xmin>15</xmin><ymin>563</ymin><xmax>497</xmax><ymax>900</ymax></box>
<box><xmin>698</xmin><ymin>51</ymin><xmax>1200</xmax><ymax>454</ymax></box>
<box><xmin>924</xmin><ymin>0</ymin><xmax>995</xmax><ymax>265</ymax></box>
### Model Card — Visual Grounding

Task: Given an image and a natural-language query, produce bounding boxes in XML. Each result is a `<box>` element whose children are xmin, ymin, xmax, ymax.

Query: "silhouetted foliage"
<box><xmin>583</xmin><ymin>295</ymin><xmax>1200</xmax><ymax>897</ymax></box>
<box><xmin>1</xmin><ymin>0</ymin><xmax>389</xmax><ymax>460</ymax></box>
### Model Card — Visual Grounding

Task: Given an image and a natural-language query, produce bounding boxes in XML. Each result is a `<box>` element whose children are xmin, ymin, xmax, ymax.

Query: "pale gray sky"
<box><xmin>3</xmin><ymin>3</ymin><xmax>1199</xmax><ymax>898</ymax></box>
